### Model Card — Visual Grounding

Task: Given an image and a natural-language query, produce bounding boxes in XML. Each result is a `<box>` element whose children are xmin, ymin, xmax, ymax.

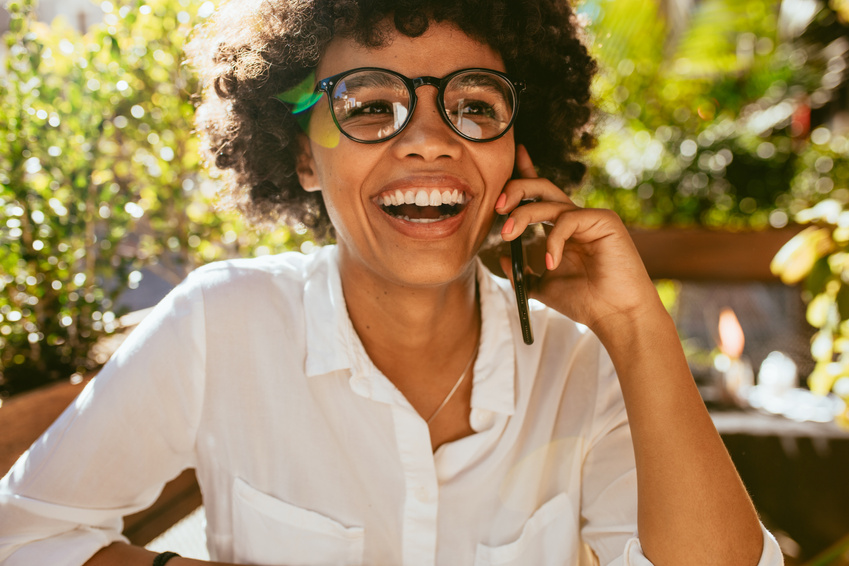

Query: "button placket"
<box><xmin>413</xmin><ymin>484</ymin><xmax>433</xmax><ymax>504</ymax></box>
<box><xmin>392</xmin><ymin>404</ymin><xmax>440</xmax><ymax>566</ymax></box>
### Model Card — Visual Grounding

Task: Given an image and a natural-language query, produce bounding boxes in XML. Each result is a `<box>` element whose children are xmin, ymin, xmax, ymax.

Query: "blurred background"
<box><xmin>1</xmin><ymin>0</ymin><xmax>849</xmax><ymax>563</ymax></box>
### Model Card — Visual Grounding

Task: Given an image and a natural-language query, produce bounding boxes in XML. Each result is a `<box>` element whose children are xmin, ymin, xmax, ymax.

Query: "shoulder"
<box><xmin>176</xmin><ymin>246</ymin><xmax>336</xmax><ymax>302</ymax></box>
<box><xmin>188</xmin><ymin>246</ymin><xmax>334</xmax><ymax>289</ymax></box>
<box><xmin>162</xmin><ymin>246</ymin><xmax>338</xmax><ymax>321</ymax></box>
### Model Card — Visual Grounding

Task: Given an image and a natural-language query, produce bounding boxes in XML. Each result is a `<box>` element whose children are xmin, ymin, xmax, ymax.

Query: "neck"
<box><xmin>337</xmin><ymin>247</ymin><xmax>481</xmax><ymax>384</ymax></box>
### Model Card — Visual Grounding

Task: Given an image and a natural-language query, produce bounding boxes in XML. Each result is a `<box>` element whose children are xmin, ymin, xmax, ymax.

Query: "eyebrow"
<box><xmin>452</xmin><ymin>74</ymin><xmax>511</xmax><ymax>98</ymax></box>
<box><xmin>338</xmin><ymin>72</ymin><xmax>404</xmax><ymax>92</ymax></box>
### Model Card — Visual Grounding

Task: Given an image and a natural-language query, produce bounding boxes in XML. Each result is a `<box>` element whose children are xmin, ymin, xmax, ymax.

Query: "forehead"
<box><xmin>316</xmin><ymin>21</ymin><xmax>506</xmax><ymax>80</ymax></box>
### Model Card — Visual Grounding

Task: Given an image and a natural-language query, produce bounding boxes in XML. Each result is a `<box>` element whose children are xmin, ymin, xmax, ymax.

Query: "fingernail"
<box><xmin>502</xmin><ymin>218</ymin><xmax>514</xmax><ymax>235</ymax></box>
<box><xmin>495</xmin><ymin>193</ymin><xmax>507</xmax><ymax>210</ymax></box>
<box><xmin>545</xmin><ymin>252</ymin><xmax>555</xmax><ymax>271</ymax></box>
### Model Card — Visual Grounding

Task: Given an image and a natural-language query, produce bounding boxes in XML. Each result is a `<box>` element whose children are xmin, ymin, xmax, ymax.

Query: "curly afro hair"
<box><xmin>187</xmin><ymin>0</ymin><xmax>596</xmax><ymax>241</ymax></box>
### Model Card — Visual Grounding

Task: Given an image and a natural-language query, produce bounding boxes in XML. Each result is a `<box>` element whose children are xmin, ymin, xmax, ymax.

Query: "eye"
<box><xmin>341</xmin><ymin>100</ymin><xmax>396</xmax><ymax>119</ymax></box>
<box><xmin>457</xmin><ymin>100</ymin><xmax>497</xmax><ymax>118</ymax></box>
<box><xmin>447</xmin><ymin>98</ymin><xmax>501</xmax><ymax>123</ymax></box>
<box><xmin>357</xmin><ymin>101</ymin><xmax>394</xmax><ymax>114</ymax></box>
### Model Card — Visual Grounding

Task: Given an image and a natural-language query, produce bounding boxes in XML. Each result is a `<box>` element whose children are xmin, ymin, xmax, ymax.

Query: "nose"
<box><xmin>390</xmin><ymin>87</ymin><xmax>463</xmax><ymax>161</ymax></box>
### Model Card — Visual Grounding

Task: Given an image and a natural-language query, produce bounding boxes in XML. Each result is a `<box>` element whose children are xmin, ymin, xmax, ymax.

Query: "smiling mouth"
<box><xmin>377</xmin><ymin>188</ymin><xmax>469</xmax><ymax>224</ymax></box>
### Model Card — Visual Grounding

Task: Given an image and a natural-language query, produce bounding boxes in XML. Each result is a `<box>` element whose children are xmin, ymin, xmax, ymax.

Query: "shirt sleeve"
<box><xmin>579</xmin><ymin>346</ymin><xmax>785</xmax><ymax>566</ymax></box>
<box><xmin>0</xmin><ymin>273</ymin><xmax>207</xmax><ymax>566</ymax></box>
<box><xmin>578</xmin><ymin>345</ymin><xmax>640</xmax><ymax>565</ymax></box>
<box><xmin>618</xmin><ymin>525</ymin><xmax>785</xmax><ymax>566</ymax></box>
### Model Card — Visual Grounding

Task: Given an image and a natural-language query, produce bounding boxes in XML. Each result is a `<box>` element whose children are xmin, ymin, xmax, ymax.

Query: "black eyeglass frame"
<box><xmin>314</xmin><ymin>67</ymin><xmax>526</xmax><ymax>144</ymax></box>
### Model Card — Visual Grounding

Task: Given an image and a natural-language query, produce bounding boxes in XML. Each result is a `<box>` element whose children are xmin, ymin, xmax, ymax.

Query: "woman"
<box><xmin>0</xmin><ymin>1</ymin><xmax>783</xmax><ymax>565</ymax></box>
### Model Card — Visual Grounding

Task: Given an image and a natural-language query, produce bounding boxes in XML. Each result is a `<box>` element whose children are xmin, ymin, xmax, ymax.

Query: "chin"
<box><xmin>382</xmin><ymin>253</ymin><xmax>478</xmax><ymax>289</ymax></box>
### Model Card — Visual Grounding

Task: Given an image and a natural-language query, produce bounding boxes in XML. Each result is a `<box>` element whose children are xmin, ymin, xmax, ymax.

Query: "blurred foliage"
<box><xmin>579</xmin><ymin>0</ymin><xmax>849</xmax><ymax>424</ymax></box>
<box><xmin>654</xmin><ymin>278</ymin><xmax>682</xmax><ymax>318</ymax></box>
<box><xmin>0</xmin><ymin>0</ymin><xmax>312</xmax><ymax>397</ymax></box>
<box><xmin>771</xmin><ymin>198</ymin><xmax>849</xmax><ymax>427</ymax></box>
<box><xmin>577</xmin><ymin>0</ymin><xmax>849</xmax><ymax>229</ymax></box>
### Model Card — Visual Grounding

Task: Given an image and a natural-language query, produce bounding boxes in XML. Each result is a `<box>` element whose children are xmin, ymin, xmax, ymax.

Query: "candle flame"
<box><xmin>718</xmin><ymin>307</ymin><xmax>745</xmax><ymax>359</ymax></box>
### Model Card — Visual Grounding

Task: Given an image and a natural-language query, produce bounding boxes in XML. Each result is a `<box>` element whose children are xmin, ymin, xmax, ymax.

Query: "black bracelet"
<box><xmin>153</xmin><ymin>551</ymin><xmax>181</xmax><ymax>566</ymax></box>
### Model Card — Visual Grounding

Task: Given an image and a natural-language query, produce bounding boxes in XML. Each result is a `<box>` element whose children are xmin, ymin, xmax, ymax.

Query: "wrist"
<box><xmin>591</xmin><ymin>301</ymin><xmax>675</xmax><ymax>350</ymax></box>
<box><xmin>594</xmin><ymin>304</ymin><xmax>697</xmax><ymax>403</ymax></box>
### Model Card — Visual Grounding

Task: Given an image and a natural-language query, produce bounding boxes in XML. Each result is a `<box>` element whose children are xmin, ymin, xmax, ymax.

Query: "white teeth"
<box><xmin>379</xmin><ymin>189</ymin><xmax>469</xmax><ymax>207</ymax></box>
<box><xmin>401</xmin><ymin>215</ymin><xmax>450</xmax><ymax>223</ymax></box>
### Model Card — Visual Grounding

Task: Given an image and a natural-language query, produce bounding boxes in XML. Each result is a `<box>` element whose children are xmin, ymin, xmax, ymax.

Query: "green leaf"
<box><xmin>806</xmin><ymin>256</ymin><xmax>834</xmax><ymax>299</ymax></box>
<box><xmin>837</xmin><ymin>283</ymin><xmax>849</xmax><ymax>322</ymax></box>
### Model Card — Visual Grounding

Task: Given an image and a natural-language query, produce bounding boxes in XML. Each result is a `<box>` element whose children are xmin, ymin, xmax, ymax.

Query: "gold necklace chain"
<box><xmin>426</xmin><ymin>344</ymin><xmax>479</xmax><ymax>425</ymax></box>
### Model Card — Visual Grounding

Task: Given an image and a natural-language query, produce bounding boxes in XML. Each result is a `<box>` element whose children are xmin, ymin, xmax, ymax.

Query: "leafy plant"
<box><xmin>771</xmin><ymin>197</ymin><xmax>849</xmax><ymax>428</ymax></box>
<box><xmin>0</xmin><ymin>0</ymin><xmax>313</xmax><ymax>397</ymax></box>
<box><xmin>577</xmin><ymin>0</ymin><xmax>829</xmax><ymax>228</ymax></box>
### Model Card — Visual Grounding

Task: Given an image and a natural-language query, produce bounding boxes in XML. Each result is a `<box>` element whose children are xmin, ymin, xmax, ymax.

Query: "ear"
<box><xmin>295</xmin><ymin>133</ymin><xmax>321</xmax><ymax>192</ymax></box>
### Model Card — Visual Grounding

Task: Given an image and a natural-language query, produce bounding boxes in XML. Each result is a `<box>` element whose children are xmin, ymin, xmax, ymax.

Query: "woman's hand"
<box><xmin>497</xmin><ymin>145</ymin><xmax>664</xmax><ymax>339</ymax></box>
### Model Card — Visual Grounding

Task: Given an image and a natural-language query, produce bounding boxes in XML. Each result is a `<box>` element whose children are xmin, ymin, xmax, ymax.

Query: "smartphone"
<box><xmin>511</xmin><ymin>234</ymin><xmax>534</xmax><ymax>345</ymax></box>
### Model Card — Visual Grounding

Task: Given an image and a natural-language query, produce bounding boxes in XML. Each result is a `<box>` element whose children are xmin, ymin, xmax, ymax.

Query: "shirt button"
<box><xmin>414</xmin><ymin>485</ymin><xmax>432</xmax><ymax>503</ymax></box>
<box><xmin>349</xmin><ymin>375</ymin><xmax>372</xmax><ymax>397</ymax></box>
<box><xmin>471</xmin><ymin>409</ymin><xmax>494</xmax><ymax>429</ymax></box>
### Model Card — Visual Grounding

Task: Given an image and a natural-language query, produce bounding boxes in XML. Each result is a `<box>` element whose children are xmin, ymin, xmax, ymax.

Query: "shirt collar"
<box><xmin>470</xmin><ymin>259</ymin><xmax>516</xmax><ymax>416</ymax></box>
<box><xmin>303</xmin><ymin>246</ymin><xmax>354</xmax><ymax>378</ymax></box>
<box><xmin>303</xmin><ymin>246</ymin><xmax>516</xmax><ymax>415</ymax></box>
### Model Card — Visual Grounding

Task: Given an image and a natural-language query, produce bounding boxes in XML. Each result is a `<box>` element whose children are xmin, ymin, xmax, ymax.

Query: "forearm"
<box><xmin>85</xmin><ymin>542</ymin><xmax>233</xmax><ymax>566</ymax></box>
<box><xmin>595</xmin><ymin>307</ymin><xmax>763</xmax><ymax>566</ymax></box>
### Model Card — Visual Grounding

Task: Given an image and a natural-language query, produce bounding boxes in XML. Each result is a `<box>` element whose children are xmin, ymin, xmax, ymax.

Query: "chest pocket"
<box><xmin>232</xmin><ymin>477</ymin><xmax>365</xmax><ymax>566</ymax></box>
<box><xmin>474</xmin><ymin>493</ymin><xmax>582</xmax><ymax>566</ymax></box>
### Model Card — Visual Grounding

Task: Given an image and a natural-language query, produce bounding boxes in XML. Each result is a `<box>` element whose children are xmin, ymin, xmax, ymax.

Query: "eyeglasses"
<box><xmin>314</xmin><ymin>67</ymin><xmax>525</xmax><ymax>144</ymax></box>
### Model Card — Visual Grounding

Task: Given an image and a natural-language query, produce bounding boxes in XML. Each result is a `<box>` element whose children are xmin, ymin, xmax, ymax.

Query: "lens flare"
<box><xmin>304</xmin><ymin>111</ymin><xmax>341</xmax><ymax>149</ymax></box>
<box><xmin>276</xmin><ymin>71</ymin><xmax>322</xmax><ymax>113</ymax></box>
<box><xmin>276</xmin><ymin>72</ymin><xmax>341</xmax><ymax>148</ymax></box>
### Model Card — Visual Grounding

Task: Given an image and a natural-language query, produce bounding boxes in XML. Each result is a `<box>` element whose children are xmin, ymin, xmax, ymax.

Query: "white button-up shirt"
<box><xmin>0</xmin><ymin>246</ymin><xmax>783</xmax><ymax>566</ymax></box>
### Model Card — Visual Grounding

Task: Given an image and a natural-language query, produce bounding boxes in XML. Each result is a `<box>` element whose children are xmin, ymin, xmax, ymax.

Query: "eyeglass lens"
<box><xmin>329</xmin><ymin>70</ymin><xmax>516</xmax><ymax>142</ymax></box>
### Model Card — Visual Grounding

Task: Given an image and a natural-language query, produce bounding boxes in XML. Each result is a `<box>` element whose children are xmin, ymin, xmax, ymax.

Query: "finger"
<box><xmin>500</xmin><ymin>200</ymin><xmax>580</xmax><ymax>241</ymax></box>
<box><xmin>542</xmin><ymin>212</ymin><xmax>581</xmax><ymax>271</ymax></box>
<box><xmin>496</xmin><ymin>146</ymin><xmax>570</xmax><ymax>215</ymax></box>
<box><xmin>544</xmin><ymin>208</ymin><xmax>624</xmax><ymax>269</ymax></box>
<box><xmin>495</xmin><ymin>178</ymin><xmax>573</xmax><ymax>215</ymax></box>
<box><xmin>514</xmin><ymin>144</ymin><xmax>539</xmax><ymax>179</ymax></box>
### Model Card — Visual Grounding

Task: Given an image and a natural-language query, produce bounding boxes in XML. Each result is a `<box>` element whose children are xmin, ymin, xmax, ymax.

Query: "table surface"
<box><xmin>711</xmin><ymin>409</ymin><xmax>849</xmax><ymax>438</ymax></box>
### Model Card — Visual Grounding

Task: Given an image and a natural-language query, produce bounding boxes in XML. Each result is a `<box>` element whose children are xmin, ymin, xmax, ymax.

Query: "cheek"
<box><xmin>484</xmin><ymin>140</ymin><xmax>516</xmax><ymax>193</ymax></box>
<box><xmin>311</xmin><ymin>145</ymin><xmax>372</xmax><ymax>216</ymax></box>
<box><xmin>312</xmin><ymin>132</ymin><xmax>388</xmax><ymax>197</ymax></box>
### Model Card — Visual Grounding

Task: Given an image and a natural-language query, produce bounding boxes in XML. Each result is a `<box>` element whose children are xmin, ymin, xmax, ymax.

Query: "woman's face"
<box><xmin>298</xmin><ymin>22</ymin><xmax>515</xmax><ymax>289</ymax></box>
